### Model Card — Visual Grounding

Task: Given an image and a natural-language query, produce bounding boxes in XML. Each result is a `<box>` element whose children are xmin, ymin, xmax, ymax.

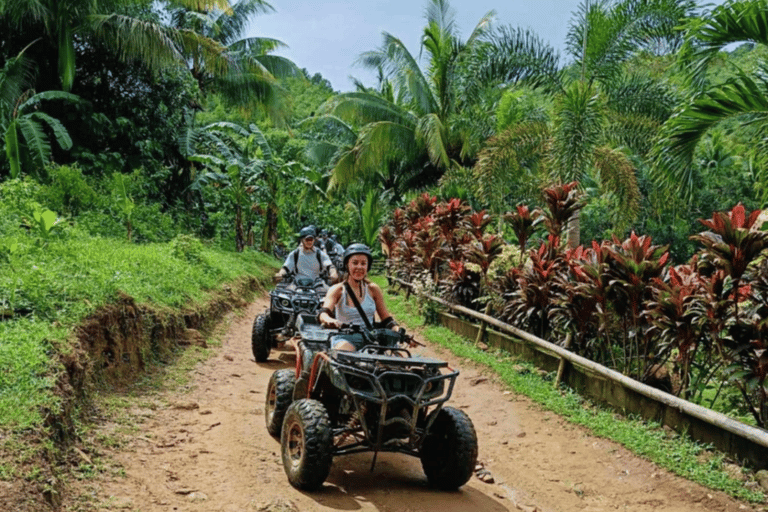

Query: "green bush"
<box><xmin>170</xmin><ymin>234</ymin><xmax>206</xmax><ymax>264</ymax></box>
<box><xmin>37</xmin><ymin>165</ymin><xmax>101</xmax><ymax>216</ymax></box>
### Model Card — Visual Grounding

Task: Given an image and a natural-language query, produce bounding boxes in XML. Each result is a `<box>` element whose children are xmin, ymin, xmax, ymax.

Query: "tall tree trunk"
<box><xmin>566</xmin><ymin>210</ymin><xmax>581</xmax><ymax>248</ymax></box>
<box><xmin>235</xmin><ymin>205</ymin><xmax>244</xmax><ymax>252</ymax></box>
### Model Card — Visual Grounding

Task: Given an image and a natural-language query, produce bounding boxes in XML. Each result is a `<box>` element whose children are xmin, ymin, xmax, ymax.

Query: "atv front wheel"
<box><xmin>420</xmin><ymin>407</ymin><xmax>478</xmax><ymax>490</ymax></box>
<box><xmin>251</xmin><ymin>313</ymin><xmax>272</xmax><ymax>362</ymax></box>
<box><xmin>266</xmin><ymin>369</ymin><xmax>297</xmax><ymax>437</ymax></box>
<box><xmin>281</xmin><ymin>399</ymin><xmax>333</xmax><ymax>491</ymax></box>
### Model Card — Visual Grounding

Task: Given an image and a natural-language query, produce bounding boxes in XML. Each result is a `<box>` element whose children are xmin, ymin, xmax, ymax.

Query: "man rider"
<box><xmin>275</xmin><ymin>226</ymin><xmax>338</xmax><ymax>284</ymax></box>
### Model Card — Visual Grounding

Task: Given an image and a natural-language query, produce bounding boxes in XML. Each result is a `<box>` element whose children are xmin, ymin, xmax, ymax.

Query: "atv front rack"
<box><xmin>328</xmin><ymin>350</ymin><xmax>458</xmax><ymax>457</ymax></box>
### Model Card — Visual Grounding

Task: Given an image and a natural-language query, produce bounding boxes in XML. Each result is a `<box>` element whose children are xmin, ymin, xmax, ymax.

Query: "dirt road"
<box><xmin>66</xmin><ymin>298</ymin><xmax>763</xmax><ymax>512</ymax></box>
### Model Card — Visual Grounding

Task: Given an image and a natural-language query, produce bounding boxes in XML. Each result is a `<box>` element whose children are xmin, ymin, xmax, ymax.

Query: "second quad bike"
<box><xmin>251</xmin><ymin>274</ymin><xmax>327</xmax><ymax>362</ymax></box>
<box><xmin>264</xmin><ymin>315</ymin><xmax>478</xmax><ymax>491</ymax></box>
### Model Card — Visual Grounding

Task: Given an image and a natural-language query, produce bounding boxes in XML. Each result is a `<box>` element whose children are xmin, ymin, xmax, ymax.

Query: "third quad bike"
<box><xmin>251</xmin><ymin>274</ymin><xmax>327</xmax><ymax>362</ymax></box>
<box><xmin>264</xmin><ymin>315</ymin><xmax>478</xmax><ymax>491</ymax></box>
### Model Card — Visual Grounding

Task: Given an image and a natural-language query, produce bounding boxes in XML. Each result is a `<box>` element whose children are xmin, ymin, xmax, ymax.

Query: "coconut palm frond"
<box><xmin>680</xmin><ymin>0</ymin><xmax>768</xmax><ymax>86</ymax></box>
<box><xmin>651</xmin><ymin>70</ymin><xmax>768</xmax><ymax>201</ymax></box>
<box><xmin>214</xmin><ymin>0</ymin><xmax>274</xmax><ymax>45</ymax></box>
<box><xmin>464</xmin><ymin>10</ymin><xmax>497</xmax><ymax>47</ymax></box>
<box><xmin>229</xmin><ymin>37</ymin><xmax>287</xmax><ymax>56</ymax></box>
<box><xmin>472</xmin><ymin>121</ymin><xmax>550</xmax><ymax>209</ymax></box>
<box><xmin>16</xmin><ymin>115</ymin><xmax>52</xmax><ymax>170</ymax></box>
<box><xmin>317</xmin><ymin>92</ymin><xmax>416</xmax><ymax>126</ymax></box>
<box><xmin>415</xmin><ymin>112</ymin><xmax>449</xmax><ymax>168</ymax></box>
<box><xmin>298</xmin><ymin>114</ymin><xmax>357</xmax><ymax>144</ymax></box>
<box><xmin>89</xmin><ymin>14</ymin><xmax>188</xmax><ymax>73</ymax></box>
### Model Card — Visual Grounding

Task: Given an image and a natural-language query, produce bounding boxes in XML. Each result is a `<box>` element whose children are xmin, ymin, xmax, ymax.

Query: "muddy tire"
<box><xmin>281</xmin><ymin>399</ymin><xmax>333</xmax><ymax>491</ymax></box>
<box><xmin>266</xmin><ymin>369</ymin><xmax>297</xmax><ymax>437</ymax></box>
<box><xmin>420</xmin><ymin>407</ymin><xmax>478</xmax><ymax>490</ymax></box>
<box><xmin>251</xmin><ymin>313</ymin><xmax>271</xmax><ymax>362</ymax></box>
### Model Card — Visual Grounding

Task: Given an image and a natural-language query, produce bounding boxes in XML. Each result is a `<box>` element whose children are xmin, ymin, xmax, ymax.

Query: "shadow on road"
<box><xmin>295</xmin><ymin>452</ymin><xmax>510</xmax><ymax>512</ymax></box>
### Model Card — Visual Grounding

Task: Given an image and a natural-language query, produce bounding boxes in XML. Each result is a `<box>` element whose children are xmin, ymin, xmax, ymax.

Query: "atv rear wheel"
<box><xmin>266</xmin><ymin>369</ymin><xmax>297</xmax><ymax>437</ymax></box>
<box><xmin>251</xmin><ymin>313</ymin><xmax>272</xmax><ymax>362</ymax></box>
<box><xmin>420</xmin><ymin>407</ymin><xmax>478</xmax><ymax>490</ymax></box>
<box><xmin>281</xmin><ymin>399</ymin><xmax>333</xmax><ymax>491</ymax></box>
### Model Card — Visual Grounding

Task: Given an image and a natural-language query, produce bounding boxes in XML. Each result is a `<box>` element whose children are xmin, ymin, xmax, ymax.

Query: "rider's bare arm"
<box><xmin>318</xmin><ymin>284</ymin><xmax>343</xmax><ymax>328</ymax></box>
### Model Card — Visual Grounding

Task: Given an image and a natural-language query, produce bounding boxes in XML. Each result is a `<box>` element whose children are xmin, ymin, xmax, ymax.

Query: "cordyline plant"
<box><xmin>550</xmin><ymin>243</ymin><xmax>611</xmax><ymax>363</ymax></box>
<box><xmin>692</xmin><ymin>203</ymin><xmax>767</xmax><ymax>318</ymax></box>
<box><xmin>503</xmin><ymin>204</ymin><xmax>542</xmax><ymax>266</ymax></box>
<box><xmin>448</xmin><ymin>234</ymin><xmax>505</xmax><ymax>311</ymax></box>
<box><xmin>734</xmin><ymin>259</ymin><xmax>768</xmax><ymax>427</ymax></box>
<box><xmin>603</xmin><ymin>231</ymin><xmax>670</xmax><ymax>380</ymax></box>
<box><xmin>433</xmin><ymin>198</ymin><xmax>471</xmax><ymax>261</ymax></box>
<box><xmin>644</xmin><ymin>263</ymin><xmax>710</xmax><ymax>400</ymax></box>
<box><xmin>442</xmin><ymin>260</ymin><xmax>483</xmax><ymax>310</ymax></box>
<box><xmin>689</xmin><ymin>204</ymin><xmax>768</xmax><ymax>426</ymax></box>
<box><xmin>499</xmin><ymin>235</ymin><xmax>564</xmax><ymax>339</ymax></box>
<box><xmin>541</xmin><ymin>181</ymin><xmax>585</xmax><ymax>240</ymax></box>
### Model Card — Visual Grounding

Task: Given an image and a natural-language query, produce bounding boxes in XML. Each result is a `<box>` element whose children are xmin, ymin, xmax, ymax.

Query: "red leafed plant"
<box><xmin>503</xmin><ymin>205</ymin><xmax>541</xmax><ymax>265</ymax></box>
<box><xmin>602</xmin><ymin>231</ymin><xmax>669</xmax><ymax>379</ymax></box>
<box><xmin>499</xmin><ymin>235</ymin><xmax>564</xmax><ymax>338</ymax></box>
<box><xmin>541</xmin><ymin>181</ymin><xmax>585</xmax><ymax>239</ymax></box>
<box><xmin>442</xmin><ymin>260</ymin><xmax>482</xmax><ymax>310</ymax></box>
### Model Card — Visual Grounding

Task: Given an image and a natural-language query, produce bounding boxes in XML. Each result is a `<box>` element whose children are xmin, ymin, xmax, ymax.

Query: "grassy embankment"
<box><xmin>0</xmin><ymin>232</ymin><xmax>277</xmax><ymax>485</ymax></box>
<box><xmin>377</xmin><ymin>276</ymin><xmax>766</xmax><ymax>504</ymax></box>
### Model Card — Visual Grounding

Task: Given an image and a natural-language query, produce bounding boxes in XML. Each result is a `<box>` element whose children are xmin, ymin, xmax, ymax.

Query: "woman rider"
<box><xmin>317</xmin><ymin>243</ymin><xmax>397</xmax><ymax>351</ymax></box>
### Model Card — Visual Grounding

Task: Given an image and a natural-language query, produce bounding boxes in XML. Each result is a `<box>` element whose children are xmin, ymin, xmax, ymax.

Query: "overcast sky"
<box><xmin>249</xmin><ymin>0</ymin><xmax>720</xmax><ymax>92</ymax></box>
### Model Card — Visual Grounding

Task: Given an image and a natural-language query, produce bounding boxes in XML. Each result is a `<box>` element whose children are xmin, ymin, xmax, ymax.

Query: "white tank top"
<box><xmin>335</xmin><ymin>282</ymin><xmax>376</xmax><ymax>327</ymax></box>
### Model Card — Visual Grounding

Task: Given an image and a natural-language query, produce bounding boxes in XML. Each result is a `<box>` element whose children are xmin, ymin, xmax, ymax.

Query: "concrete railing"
<box><xmin>391</xmin><ymin>277</ymin><xmax>768</xmax><ymax>469</ymax></box>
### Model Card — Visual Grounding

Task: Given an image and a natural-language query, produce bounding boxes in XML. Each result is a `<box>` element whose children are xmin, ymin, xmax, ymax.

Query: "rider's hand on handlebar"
<box><xmin>321</xmin><ymin>316</ymin><xmax>342</xmax><ymax>329</ymax></box>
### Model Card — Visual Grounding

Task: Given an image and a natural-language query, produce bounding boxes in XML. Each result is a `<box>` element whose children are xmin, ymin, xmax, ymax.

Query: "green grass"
<box><xmin>0</xmin><ymin>232</ymin><xmax>277</xmax><ymax>433</ymax></box>
<box><xmin>378</xmin><ymin>277</ymin><xmax>766</xmax><ymax>503</ymax></box>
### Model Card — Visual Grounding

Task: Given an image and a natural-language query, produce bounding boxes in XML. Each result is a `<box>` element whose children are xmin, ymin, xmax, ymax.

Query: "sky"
<box><xmin>249</xmin><ymin>0</ymin><xmax>582</xmax><ymax>92</ymax></box>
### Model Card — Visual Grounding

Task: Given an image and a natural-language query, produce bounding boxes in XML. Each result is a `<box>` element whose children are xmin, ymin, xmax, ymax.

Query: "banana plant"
<box><xmin>0</xmin><ymin>45</ymin><xmax>83</xmax><ymax>178</ymax></box>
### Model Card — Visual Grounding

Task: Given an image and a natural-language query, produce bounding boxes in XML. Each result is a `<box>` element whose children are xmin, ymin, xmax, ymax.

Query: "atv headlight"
<box><xmin>280</xmin><ymin>298</ymin><xmax>291</xmax><ymax>307</ymax></box>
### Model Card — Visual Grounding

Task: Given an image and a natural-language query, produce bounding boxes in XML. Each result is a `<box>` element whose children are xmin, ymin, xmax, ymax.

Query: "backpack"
<box><xmin>292</xmin><ymin>248</ymin><xmax>323</xmax><ymax>270</ymax></box>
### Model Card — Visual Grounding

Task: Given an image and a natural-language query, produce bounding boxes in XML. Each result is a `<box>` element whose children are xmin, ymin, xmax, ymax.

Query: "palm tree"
<box><xmin>310</xmin><ymin>0</ymin><xmax>499</xmax><ymax>198</ymax></box>
<box><xmin>651</xmin><ymin>0</ymin><xmax>768</xmax><ymax>202</ymax></box>
<box><xmin>472</xmin><ymin>0</ymin><xmax>693</xmax><ymax>245</ymax></box>
<box><xmin>2</xmin><ymin>0</ymin><xmax>297</xmax><ymax>120</ymax></box>
<box><xmin>0</xmin><ymin>43</ymin><xmax>83</xmax><ymax>178</ymax></box>
<box><xmin>164</xmin><ymin>0</ymin><xmax>302</xmax><ymax>120</ymax></box>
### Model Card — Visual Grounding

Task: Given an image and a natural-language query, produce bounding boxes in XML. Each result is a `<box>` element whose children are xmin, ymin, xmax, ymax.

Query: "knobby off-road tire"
<box><xmin>251</xmin><ymin>313</ymin><xmax>271</xmax><ymax>362</ymax></box>
<box><xmin>420</xmin><ymin>406</ymin><xmax>478</xmax><ymax>490</ymax></box>
<box><xmin>281</xmin><ymin>399</ymin><xmax>333</xmax><ymax>491</ymax></box>
<box><xmin>266</xmin><ymin>369</ymin><xmax>297</xmax><ymax>437</ymax></box>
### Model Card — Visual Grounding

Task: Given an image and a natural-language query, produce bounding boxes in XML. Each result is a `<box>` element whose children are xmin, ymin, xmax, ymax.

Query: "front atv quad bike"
<box><xmin>251</xmin><ymin>274</ymin><xmax>327</xmax><ymax>362</ymax></box>
<box><xmin>269</xmin><ymin>318</ymin><xmax>478</xmax><ymax>491</ymax></box>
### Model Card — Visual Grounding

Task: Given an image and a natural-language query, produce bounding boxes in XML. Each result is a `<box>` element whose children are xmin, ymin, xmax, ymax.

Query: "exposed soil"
<box><xmin>63</xmin><ymin>297</ymin><xmax>766</xmax><ymax>512</ymax></box>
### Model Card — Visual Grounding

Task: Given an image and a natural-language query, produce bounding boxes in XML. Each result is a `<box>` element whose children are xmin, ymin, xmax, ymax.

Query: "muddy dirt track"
<box><xmin>65</xmin><ymin>297</ymin><xmax>764</xmax><ymax>512</ymax></box>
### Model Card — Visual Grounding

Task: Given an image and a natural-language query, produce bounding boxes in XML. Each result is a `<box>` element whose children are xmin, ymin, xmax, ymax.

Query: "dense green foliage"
<box><xmin>1</xmin><ymin>0</ymin><xmax>768</xmax><ymax>500</ymax></box>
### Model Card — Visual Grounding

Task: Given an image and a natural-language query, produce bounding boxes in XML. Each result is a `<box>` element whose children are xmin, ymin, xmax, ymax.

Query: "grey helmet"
<box><xmin>343</xmin><ymin>243</ymin><xmax>373</xmax><ymax>271</ymax></box>
<box><xmin>298</xmin><ymin>226</ymin><xmax>316</xmax><ymax>240</ymax></box>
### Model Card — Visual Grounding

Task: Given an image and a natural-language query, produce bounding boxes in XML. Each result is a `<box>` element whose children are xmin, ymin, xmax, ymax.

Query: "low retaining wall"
<box><xmin>392</xmin><ymin>278</ymin><xmax>768</xmax><ymax>469</ymax></box>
